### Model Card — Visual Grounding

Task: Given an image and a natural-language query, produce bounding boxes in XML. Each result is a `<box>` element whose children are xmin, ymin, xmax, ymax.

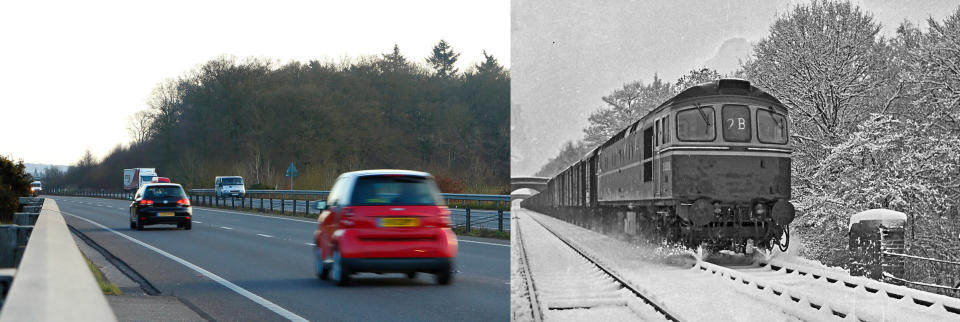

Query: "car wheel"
<box><xmin>184</xmin><ymin>222</ymin><xmax>192</xmax><ymax>230</ymax></box>
<box><xmin>405</xmin><ymin>272</ymin><xmax>417</xmax><ymax>279</ymax></box>
<box><xmin>315</xmin><ymin>248</ymin><xmax>329</xmax><ymax>280</ymax></box>
<box><xmin>331</xmin><ymin>249</ymin><xmax>350</xmax><ymax>286</ymax></box>
<box><xmin>129</xmin><ymin>217</ymin><xmax>136</xmax><ymax>230</ymax></box>
<box><xmin>435</xmin><ymin>269</ymin><xmax>452</xmax><ymax>285</ymax></box>
<box><xmin>136</xmin><ymin>218</ymin><xmax>144</xmax><ymax>231</ymax></box>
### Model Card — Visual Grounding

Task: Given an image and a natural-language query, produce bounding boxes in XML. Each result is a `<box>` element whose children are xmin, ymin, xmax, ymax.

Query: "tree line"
<box><xmin>538</xmin><ymin>1</ymin><xmax>960</xmax><ymax>278</ymax></box>
<box><xmin>45</xmin><ymin>40</ymin><xmax>510</xmax><ymax>194</ymax></box>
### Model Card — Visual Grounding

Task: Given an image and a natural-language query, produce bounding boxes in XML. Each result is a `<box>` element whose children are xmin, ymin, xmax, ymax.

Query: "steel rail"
<box><xmin>525</xmin><ymin>212</ymin><xmax>684</xmax><ymax>322</ymax></box>
<box><xmin>514</xmin><ymin>212</ymin><xmax>544</xmax><ymax>321</ymax></box>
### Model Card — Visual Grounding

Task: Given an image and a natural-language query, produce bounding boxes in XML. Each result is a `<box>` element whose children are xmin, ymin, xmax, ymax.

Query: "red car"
<box><xmin>314</xmin><ymin>170</ymin><xmax>457</xmax><ymax>286</ymax></box>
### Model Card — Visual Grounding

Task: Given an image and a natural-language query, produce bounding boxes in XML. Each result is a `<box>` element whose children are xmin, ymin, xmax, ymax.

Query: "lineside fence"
<box><xmin>849</xmin><ymin>211</ymin><xmax>960</xmax><ymax>299</ymax></box>
<box><xmin>46</xmin><ymin>188</ymin><xmax>512</xmax><ymax>232</ymax></box>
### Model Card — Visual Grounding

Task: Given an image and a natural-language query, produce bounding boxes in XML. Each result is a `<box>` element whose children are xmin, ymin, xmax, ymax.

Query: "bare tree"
<box><xmin>127</xmin><ymin>110</ymin><xmax>155</xmax><ymax>145</ymax></box>
<box><xmin>744</xmin><ymin>0</ymin><xmax>892</xmax><ymax>142</ymax></box>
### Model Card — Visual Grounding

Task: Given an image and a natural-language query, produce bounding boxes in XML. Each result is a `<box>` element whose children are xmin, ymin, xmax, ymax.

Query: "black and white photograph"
<box><xmin>510</xmin><ymin>0</ymin><xmax>960</xmax><ymax>321</ymax></box>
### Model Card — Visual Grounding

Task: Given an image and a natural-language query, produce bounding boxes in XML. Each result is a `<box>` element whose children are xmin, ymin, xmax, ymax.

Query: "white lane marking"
<box><xmin>63</xmin><ymin>212</ymin><xmax>308</xmax><ymax>322</ymax></box>
<box><xmin>304</xmin><ymin>243</ymin><xmax>316</xmax><ymax>246</ymax></box>
<box><xmin>192</xmin><ymin>221</ymin><xmax>203</xmax><ymax>224</ymax></box>
<box><xmin>194</xmin><ymin>207</ymin><xmax>315</xmax><ymax>223</ymax></box>
<box><xmin>459</xmin><ymin>239</ymin><xmax>509</xmax><ymax>247</ymax></box>
<box><xmin>220</xmin><ymin>226</ymin><xmax>233</xmax><ymax>230</ymax></box>
<box><xmin>257</xmin><ymin>234</ymin><xmax>273</xmax><ymax>238</ymax></box>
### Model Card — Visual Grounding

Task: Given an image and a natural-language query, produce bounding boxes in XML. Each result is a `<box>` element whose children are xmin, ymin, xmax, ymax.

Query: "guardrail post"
<box><xmin>281</xmin><ymin>195</ymin><xmax>285</xmax><ymax>214</ymax></box>
<box><xmin>466</xmin><ymin>208</ymin><xmax>471</xmax><ymax>232</ymax></box>
<box><xmin>498</xmin><ymin>208</ymin><xmax>504</xmax><ymax>232</ymax></box>
<box><xmin>306</xmin><ymin>199</ymin><xmax>310</xmax><ymax>216</ymax></box>
<box><xmin>231</xmin><ymin>197</ymin><xmax>235</xmax><ymax>208</ymax></box>
<box><xmin>260</xmin><ymin>197</ymin><xmax>263</xmax><ymax>211</ymax></box>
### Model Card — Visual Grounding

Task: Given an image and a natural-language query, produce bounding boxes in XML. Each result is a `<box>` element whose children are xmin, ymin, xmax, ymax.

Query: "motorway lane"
<box><xmin>53</xmin><ymin>196</ymin><xmax>509</xmax><ymax>322</ymax></box>
<box><xmin>193</xmin><ymin>196</ymin><xmax>511</xmax><ymax>229</ymax></box>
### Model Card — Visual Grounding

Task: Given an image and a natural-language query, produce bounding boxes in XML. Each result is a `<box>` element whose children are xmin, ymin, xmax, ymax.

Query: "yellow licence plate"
<box><xmin>380</xmin><ymin>217</ymin><xmax>419</xmax><ymax>227</ymax></box>
<box><xmin>158</xmin><ymin>212</ymin><xmax>174</xmax><ymax>217</ymax></box>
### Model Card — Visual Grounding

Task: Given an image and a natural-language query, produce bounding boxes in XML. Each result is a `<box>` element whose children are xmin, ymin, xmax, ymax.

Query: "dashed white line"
<box><xmin>63</xmin><ymin>212</ymin><xmax>308</xmax><ymax>321</ymax></box>
<box><xmin>304</xmin><ymin>242</ymin><xmax>316</xmax><ymax>246</ymax></box>
<box><xmin>459</xmin><ymin>239</ymin><xmax>509</xmax><ymax>247</ymax></box>
<box><xmin>220</xmin><ymin>226</ymin><xmax>233</xmax><ymax>230</ymax></box>
<box><xmin>257</xmin><ymin>234</ymin><xmax>273</xmax><ymax>238</ymax></box>
<box><xmin>192</xmin><ymin>221</ymin><xmax>203</xmax><ymax>224</ymax></box>
<box><xmin>193</xmin><ymin>207</ymin><xmax>315</xmax><ymax>223</ymax></box>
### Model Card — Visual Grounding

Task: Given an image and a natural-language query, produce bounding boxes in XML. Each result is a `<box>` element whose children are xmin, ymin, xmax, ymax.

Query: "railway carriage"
<box><xmin>525</xmin><ymin>79</ymin><xmax>795</xmax><ymax>251</ymax></box>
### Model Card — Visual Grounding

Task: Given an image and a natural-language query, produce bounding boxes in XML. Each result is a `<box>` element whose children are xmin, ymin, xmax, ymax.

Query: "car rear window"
<box><xmin>350</xmin><ymin>176</ymin><xmax>443</xmax><ymax>206</ymax></box>
<box><xmin>143</xmin><ymin>186</ymin><xmax>186</xmax><ymax>199</ymax></box>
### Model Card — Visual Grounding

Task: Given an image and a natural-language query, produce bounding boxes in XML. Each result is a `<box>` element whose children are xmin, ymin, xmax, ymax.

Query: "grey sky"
<box><xmin>1</xmin><ymin>0</ymin><xmax>509</xmax><ymax>166</ymax></box>
<box><xmin>511</xmin><ymin>0</ymin><xmax>960</xmax><ymax>176</ymax></box>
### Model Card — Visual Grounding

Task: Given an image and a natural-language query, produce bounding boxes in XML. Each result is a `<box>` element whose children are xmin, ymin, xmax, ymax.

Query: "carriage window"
<box><xmin>663</xmin><ymin>116</ymin><xmax>670</xmax><ymax>143</ymax></box>
<box><xmin>757</xmin><ymin>109</ymin><xmax>788</xmax><ymax>144</ymax></box>
<box><xmin>676</xmin><ymin>106</ymin><xmax>715</xmax><ymax>141</ymax></box>
<box><xmin>722</xmin><ymin>105</ymin><xmax>751</xmax><ymax>142</ymax></box>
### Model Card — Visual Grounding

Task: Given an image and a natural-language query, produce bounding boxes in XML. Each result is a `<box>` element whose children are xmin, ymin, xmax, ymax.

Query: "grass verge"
<box><xmin>452</xmin><ymin>227</ymin><xmax>510</xmax><ymax>240</ymax></box>
<box><xmin>83</xmin><ymin>253</ymin><xmax>122</xmax><ymax>296</ymax></box>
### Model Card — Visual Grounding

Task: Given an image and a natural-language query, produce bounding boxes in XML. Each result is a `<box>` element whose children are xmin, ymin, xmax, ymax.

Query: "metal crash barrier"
<box><xmin>0</xmin><ymin>197</ymin><xmax>116</xmax><ymax>321</ymax></box>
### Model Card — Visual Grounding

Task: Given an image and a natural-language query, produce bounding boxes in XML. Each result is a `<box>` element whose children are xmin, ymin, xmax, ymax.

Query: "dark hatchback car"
<box><xmin>129</xmin><ymin>183</ymin><xmax>192</xmax><ymax>230</ymax></box>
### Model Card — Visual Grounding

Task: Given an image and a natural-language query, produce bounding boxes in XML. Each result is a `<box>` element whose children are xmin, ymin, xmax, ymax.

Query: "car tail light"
<box><xmin>139</xmin><ymin>199</ymin><xmax>154</xmax><ymax>206</ymax></box>
<box><xmin>439</xmin><ymin>208</ymin><xmax>452</xmax><ymax>227</ymax></box>
<box><xmin>439</xmin><ymin>215</ymin><xmax>452</xmax><ymax>228</ymax></box>
<box><xmin>177</xmin><ymin>198</ymin><xmax>191</xmax><ymax>206</ymax></box>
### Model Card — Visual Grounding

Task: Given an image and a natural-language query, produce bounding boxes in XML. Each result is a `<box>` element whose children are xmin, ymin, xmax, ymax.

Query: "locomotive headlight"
<box><xmin>754</xmin><ymin>203</ymin><xmax>766</xmax><ymax>215</ymax></box>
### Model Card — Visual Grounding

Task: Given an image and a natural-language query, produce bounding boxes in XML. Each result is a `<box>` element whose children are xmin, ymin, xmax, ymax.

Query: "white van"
<box><xmin>215</xmin><ymin>176</ymin><xmax>246</xmax><ymax>198</ymax></box>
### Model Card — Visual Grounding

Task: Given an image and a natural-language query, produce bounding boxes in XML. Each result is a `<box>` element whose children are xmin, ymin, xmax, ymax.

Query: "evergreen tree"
<box><xmin>426</xmin><ymin>39</ymin><xmax>461</xmax><ymax>79</ymax></box>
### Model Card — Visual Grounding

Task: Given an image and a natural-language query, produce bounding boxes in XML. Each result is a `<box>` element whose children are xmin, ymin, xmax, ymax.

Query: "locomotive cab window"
<box><xmin>757</xmin><ymin>108</ymin><xmax>789</xmax><ymax>144</ymax></box>
<box><xmin>676</xmin><ymin>106</ymin><xmax>716</xmax><ymax>141</ymax></box>
<box><xmin>722</xmin><ymin>105</ymin><xmax>751</xmax><ymax>142</ymax></box>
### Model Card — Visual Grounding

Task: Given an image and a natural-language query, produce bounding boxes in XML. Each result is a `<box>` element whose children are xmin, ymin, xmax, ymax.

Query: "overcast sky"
<box><xmin>1</xmin><ymin>0</ymin><xmax>509</xmax><ymax>166</ymax></box>
<box><xmin>511</xmin><ymin>0</ymin><xmax>960</xmax><ymax>176</ymax></box>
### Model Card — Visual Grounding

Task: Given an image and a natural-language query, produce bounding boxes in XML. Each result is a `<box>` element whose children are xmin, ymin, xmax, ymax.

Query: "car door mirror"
<box><xmin>316</xmin><ymin>201</ymin><xmax>327</xmax><ymax>210</ymax></box>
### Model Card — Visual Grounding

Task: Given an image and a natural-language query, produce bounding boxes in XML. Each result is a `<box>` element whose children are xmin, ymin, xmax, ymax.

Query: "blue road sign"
<box><xmin>285</xmin><ymin>162</ymin><xmax>298</xmax><ymax>177</ymax></box>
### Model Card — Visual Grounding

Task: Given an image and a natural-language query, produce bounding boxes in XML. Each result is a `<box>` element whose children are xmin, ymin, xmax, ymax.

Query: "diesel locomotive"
<box><xmin>523</xmin><ymin>79</ymin><xmax>795</xmax><ymax>252</ymax></box>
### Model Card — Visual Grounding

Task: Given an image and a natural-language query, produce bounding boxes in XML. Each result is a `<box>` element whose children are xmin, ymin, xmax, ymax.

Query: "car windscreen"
<box><xmin>350</xmin><ymin>176</ymin><xmax>443</xmax><ymax>206</ymax></box>
<box><xmin>30</xmin><ymin>182</ymin><xmax>41</xmax><ymax>187</ymax></box>
<box><xmin>143</xmin><ymin>186</ymin><xmax>186</xmax><ymax>199</ymax></box>
<box><xmin>141</xmin><ymin>175</ymin><xmax>156</xmax><ymax>183</ymax></box>
<box><xmin>221</xmin><ymin>177</ymin><xmax>243</xmax><ymax>185</ymax></box>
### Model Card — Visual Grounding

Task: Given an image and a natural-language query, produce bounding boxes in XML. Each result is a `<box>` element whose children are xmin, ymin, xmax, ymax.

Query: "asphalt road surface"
<box><xmin>53</xmin><ymin>195</ymin><xmax>509</xmax><ymax>322</ymax></box>
<box><xmin>193</xmin><ymin>197</ymin><xmax>512</xmax><ymax>231</ymax></box>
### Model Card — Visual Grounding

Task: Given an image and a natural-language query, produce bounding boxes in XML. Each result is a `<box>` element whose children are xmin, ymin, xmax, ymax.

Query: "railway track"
<box><xmin>516</xmin><ymin>211</ymin><xmax>683</xmax><ymax>321</ymax></box>
<box><xmin>694</xmin><ymin>254</ymin><xmax>960</xmax><ymax>321</ymax></box>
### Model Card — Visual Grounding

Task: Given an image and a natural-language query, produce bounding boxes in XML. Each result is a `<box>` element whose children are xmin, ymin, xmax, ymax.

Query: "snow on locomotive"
<box><xmin>524</xmin><ymin>79</ymin><xmax>795</xmax><ymax>251</ymax></box>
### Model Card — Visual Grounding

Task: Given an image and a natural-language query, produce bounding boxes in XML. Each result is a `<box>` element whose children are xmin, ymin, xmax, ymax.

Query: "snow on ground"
<box><xmin>511</xmin><ymin>205</ymin><xmax>535</xmax><ymax>322</ymax></box>
<box><xmin>519</xmin><ymin>207</ymin><xmax>960</xmax><ymax>321</ymax></box>
<box><xmin>523</xmin><ymin>209</ymin><xmax>815</xmax><ymax>320</ymax></box>
<box><xmin>515</xmin><ymin>207</ymin><xmax>668</xmax><ymax>321</ymax></box>
<box><xmin>520</xmin><ymin>208</ymin><xmax>805</xmax><ymax>321</ymax></box>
